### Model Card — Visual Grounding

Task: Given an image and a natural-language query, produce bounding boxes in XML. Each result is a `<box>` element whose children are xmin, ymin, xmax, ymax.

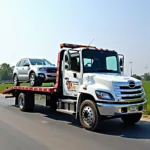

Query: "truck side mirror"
<box><xmin>120</xmin><ymin>58</ymin><xmax>123</xmax><ymax>66</ymax></box>
<box><xmin>118</xmin><ymin>54</ymin><xmax>124</xmax><ymax>73</ymax></box>
<box><xmin>65</xmin><ymin>55</ymin><xmax>69</xmax><ymax>62</ymax></box>
<box><xmin>65</xmin><ymin>51</ymin><xmax>71</xmax><ymax>63</ymax></box>
<box><xmin>64</xmin><ymin>50</ymin><xmax>71</xmax><ymax>70</ymax></box>
<box><xmin>65</xmin><ymin>63</ymin><xmax>70</xmax><ymax>70</ymax></box>
<box><xmin>120</xmin><ymin>66</ymin><xmax>123</xmax><ymax>72</ymax></box>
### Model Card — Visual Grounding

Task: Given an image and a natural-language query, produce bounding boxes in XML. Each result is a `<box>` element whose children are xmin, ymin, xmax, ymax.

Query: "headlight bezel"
<box><xmin>95</xmin><ymin>90</ymin><xmax>115</xmax><ymax>100</ymax></box>
<box><xmin>38</xmin><ymin>68</ymin><xmax>47</xmax><ymax>71</ymax></box>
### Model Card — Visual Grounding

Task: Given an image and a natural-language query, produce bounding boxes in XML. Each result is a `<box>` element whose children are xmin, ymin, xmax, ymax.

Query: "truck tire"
<box><xmin>49</xmin><ymin>102</ymin><xmax>57</xmax><ymax>112</ymax></box>
<box><xmin>121</xmin><ymin>113</ymin><xmax>142</xmax><ymax>125</ymax></box>
<box><xmin>13</xmin><ymin>75</ymin><xmax>20</xmax><ymax>86</ymax></box>
<box><xmin>18</xmin><ymin>92</ymin><xmax>35</xmax><ymax>112</ymax></box>
<box><xmin>79</xmin><ymin>100</ymin><xmax>102</xmax><ymax>131</ymax></box>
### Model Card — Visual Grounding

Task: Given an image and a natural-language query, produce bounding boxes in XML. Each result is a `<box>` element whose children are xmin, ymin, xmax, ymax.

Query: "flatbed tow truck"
<box><xmin>1</xmin><ymin>43</ymin><xmax>147</xmax><ymax>131</ymax></box>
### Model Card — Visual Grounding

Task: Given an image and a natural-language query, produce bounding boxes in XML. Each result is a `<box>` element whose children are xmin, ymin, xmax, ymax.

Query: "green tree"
<box><xmin>143</xmin><ymin>73</ymin><xmax>150</xmax><ymax>81</ymax></box>
<box><xmin>132</xmin><ymin>74</ymin><xmax>142</xmax><ymax>80</ymax></box>
<box><xmin>0</xmin><ymin>63</ymin><xmax>13</xmax><ymax>80</ymax></box>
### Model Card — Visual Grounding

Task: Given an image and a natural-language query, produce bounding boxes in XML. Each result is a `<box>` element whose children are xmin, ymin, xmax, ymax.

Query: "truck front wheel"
<box><xmin>79</xmin><ymin>100</ymin><xmax>102</xmax><ymax>131</ymax></box>
<box><xmin>121</xmin><ymin>113</ymin><xmax>142</xmax><ymax>125</ymax></box>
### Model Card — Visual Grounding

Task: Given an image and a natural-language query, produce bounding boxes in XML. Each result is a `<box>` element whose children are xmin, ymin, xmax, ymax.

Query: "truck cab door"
<box><xmin>63</xmin><ymin>50</ymin><xmax>82</xmax><ymax>97</ymax></box>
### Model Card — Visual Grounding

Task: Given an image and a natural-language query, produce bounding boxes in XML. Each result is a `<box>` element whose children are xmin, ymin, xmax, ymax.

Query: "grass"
<box><xmin>142</xmin><ymin>81</ymin><xmax>150</xmax><ymax>115</ymax></box>
<box><xmin>0</xmin><ymin>80</ymin><xmax>150</xmax><ymax>114</ymax></box>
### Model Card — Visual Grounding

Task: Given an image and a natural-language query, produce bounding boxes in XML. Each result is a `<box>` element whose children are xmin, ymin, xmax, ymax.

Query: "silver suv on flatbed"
<box><xmin>13</xmin><ymin>58</ymin><xmax>57</xmax><ymax>86</ymax></box>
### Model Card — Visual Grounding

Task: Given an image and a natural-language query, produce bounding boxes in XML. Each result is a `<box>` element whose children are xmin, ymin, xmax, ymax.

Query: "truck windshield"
<box><xmin>82</xmin><ymin>50</ymin><xmax>120</xmax><ymax>73</ymax></box>
<box><xmin>29</xmin><ymin>59</ymin><xmax>53</xmax><ymax>66</ymax></box>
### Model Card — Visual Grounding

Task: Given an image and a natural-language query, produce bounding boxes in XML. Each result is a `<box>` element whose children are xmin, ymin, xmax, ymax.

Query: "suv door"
<box><xmin>22</xmin><ymin>59</ymin><xmax>30</xmax><ymax>81</ymax></box>
<box><xmin>17</xmin><ymin>59</ymin><xmax>26</xmax><ymax>81</ymax></box>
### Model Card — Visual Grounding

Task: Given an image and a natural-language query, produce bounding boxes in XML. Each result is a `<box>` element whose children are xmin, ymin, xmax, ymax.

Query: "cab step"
<box><xmin>57</xmin><ymin>109</ymin><xmax>76</xmax><ymax>115</ymax></box>
<box><xmin>60</xmin><ymin>99</ymin><xmax>77</xmax><ymax>103</ymax></box>
<box><xmin>57</xmin><ymin>99</ymin><xmax>77</xmax><ymax>114</ymax></box>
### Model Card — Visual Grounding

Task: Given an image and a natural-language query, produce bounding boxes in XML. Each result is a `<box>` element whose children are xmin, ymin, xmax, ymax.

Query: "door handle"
<box><xmin>65</xmin><ymin>77</ymin><xmax>69</xmax><ymax>80</ymax></box>
<box><xmin>73</xmin><ymin>73</ymin><xmax>77</xmax><ymax>78</ymax></box>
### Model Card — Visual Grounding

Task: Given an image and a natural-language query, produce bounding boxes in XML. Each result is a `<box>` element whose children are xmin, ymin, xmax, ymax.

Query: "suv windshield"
<box><xmin>82</xmin><ymin>50</ymin><xmax>120</xmax><ymax>73</ymax></box>
<box><xmin>29</xmin><ymin>59</ymin><xmax>53</xmax><ymax>66</ymax></box>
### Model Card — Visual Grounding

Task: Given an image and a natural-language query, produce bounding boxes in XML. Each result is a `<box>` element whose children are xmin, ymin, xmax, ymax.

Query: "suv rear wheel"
<box><xmin>13</xmin><ymin>75</ymin><xmax>20</xmax><ymax>86</ymax></box>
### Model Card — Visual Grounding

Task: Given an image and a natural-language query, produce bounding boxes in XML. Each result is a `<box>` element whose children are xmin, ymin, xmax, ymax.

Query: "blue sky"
<box><xmin>0</xmin><ymin>0</ymin><xmax>149</xmax><ymax>75</ymax></box>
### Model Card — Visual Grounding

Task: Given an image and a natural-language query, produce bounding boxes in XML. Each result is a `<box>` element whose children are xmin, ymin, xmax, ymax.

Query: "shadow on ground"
<box><xmin>12</xmin><ymin>104</ymin><xmax>150</xmax><ymax>140</ymax></box>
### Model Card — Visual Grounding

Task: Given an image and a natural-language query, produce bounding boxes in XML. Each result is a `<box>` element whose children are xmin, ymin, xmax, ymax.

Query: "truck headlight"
<box><xmin>95</xmin><ymin>90</ymin><xmax>114</xmax><ymax>100</ymax></box>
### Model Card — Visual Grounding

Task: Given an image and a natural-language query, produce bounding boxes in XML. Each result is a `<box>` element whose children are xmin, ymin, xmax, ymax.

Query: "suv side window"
<box><xmin>18</xmin><ymin>60</ymin><xmax>25</xmax><ymax>67</ymax></box>
<box><xmin>23</xmin><ymin>59</ymin><xmax>30</xmax><ymax>66</ymax></box>
<box><xmin>16</xmin><ymin>61</ymin><xmax>21</xmax><ymax>67</ymax></box>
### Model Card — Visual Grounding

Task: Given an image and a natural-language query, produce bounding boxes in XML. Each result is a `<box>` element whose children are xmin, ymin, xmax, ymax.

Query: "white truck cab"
<box><xmin>60</xmin><ymin>43</ymin><xmax>147</xmax><ymax>131</ymax></box>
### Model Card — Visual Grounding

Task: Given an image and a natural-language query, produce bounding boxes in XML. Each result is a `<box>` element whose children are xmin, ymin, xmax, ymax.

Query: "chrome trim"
<box><xmin>113</xmin><ymin>82</ymin><xmax>142</xmax><ymax>87</ymax></box>
<box><xmin>96</xmin><ymin>99</ymin><xmax>147</xmax><ymax>116</ymax></box>
<box><xmin>113</xmin><ymin>82</ymin><xmax>144</xmax><ymax>100</ymax></box>
<box><xmin>116</xmin><ymin>92</ymin><xmax>144</xmax><ymax>97</ymax></box>
<box><xmin>96</xmin><ymin>98</ymin><xmax>144</xmax><ymax>103</ymax></box>
<box><xmin>118</xmin><ymin>98</ymin><xmax>144</xmax><ymax>103</ymax></box>
<box><xmin>128</xmin><ymin>80</ymin><xmax>136</xmax><ymax>88</ymax></box>
<box><xmin>114</xmin><ymin>88</ymin><xmax>143</xmax><ymax>92</ymax></box>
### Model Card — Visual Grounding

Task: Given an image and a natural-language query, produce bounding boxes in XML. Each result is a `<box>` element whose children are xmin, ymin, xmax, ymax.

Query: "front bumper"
<box><xmin>96</xmin><ymin>99</ymin><xmax>147</xmax><ymax>116</ymax></box>
<box><xmin>37</xmin><ymin>72</ymin><xmax>56</xmax><ymax>81</ymax></box>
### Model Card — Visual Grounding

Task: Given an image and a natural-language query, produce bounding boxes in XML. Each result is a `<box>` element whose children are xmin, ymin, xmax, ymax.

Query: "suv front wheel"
<box><xmin>29</xmin><ymin>72</ymin><xmax>43</xmax><ymax>87</ymax></box>
<box><xmin>29</xmin><ymin>72</ymin><xmax>37</xmax><ymax>87</ymax></box>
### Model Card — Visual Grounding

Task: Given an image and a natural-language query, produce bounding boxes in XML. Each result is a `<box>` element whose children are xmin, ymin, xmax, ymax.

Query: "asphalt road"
<box><xmin>0</xmin><ymin>95</ymin><xmax>150</xmax><ymax>150</ymax></box>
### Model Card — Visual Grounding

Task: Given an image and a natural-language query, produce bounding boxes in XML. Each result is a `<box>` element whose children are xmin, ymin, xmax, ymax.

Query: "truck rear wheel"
<box><xmin>18</xmin><ymin>92</ymin><xmax>35</xmax><ymax>112</ymax></box>
<box><xmin>121</xmin><ymin>113</ymin><xmax>142</xmax><ymax>125</ymax></box>
<box><xmin>79</xmin><ymin>100</ymin><xmax>101</xmax><ymax>131</ymax></box>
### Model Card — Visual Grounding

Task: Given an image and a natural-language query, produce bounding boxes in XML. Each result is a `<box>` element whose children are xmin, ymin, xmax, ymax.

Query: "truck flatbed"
<box><xmin>1</xmin><ymin>86</ymin><xmax>56</xmax><ymax>95</ymax></box>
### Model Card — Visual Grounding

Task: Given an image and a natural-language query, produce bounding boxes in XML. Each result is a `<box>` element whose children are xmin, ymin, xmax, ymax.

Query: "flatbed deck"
<box><xmin>1</xmin><ymin>86</ymin><xmax>56</xmax><ymax>94</ymax></box>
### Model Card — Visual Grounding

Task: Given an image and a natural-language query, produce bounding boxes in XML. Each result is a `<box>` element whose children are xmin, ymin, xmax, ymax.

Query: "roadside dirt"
<box><xmin>142</xmin><ymin>115</ymin><xmax>150</xmax><ymax>122</ymax></box>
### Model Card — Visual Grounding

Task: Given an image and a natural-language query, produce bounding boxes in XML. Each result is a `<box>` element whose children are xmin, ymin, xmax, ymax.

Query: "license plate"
<box><xmin>130</xmin><ymin>106</ymin><xmax>136</xmax><ymax>112</ymax></box>
<box><xmin>51</xmin><ymin>73</ymin><xmax>56</xmax><ymax>76</ymax></box>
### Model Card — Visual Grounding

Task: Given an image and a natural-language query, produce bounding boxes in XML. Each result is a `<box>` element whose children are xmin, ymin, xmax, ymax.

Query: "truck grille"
<box><xmin>114</xmin><ymin>82</ymin><xmax>144</xmax><ymax>101</ymax></box>
<box><xmin>46</xmin><ymin>68</ymin><xmax>56</xmax><ymax>73</ymax></box>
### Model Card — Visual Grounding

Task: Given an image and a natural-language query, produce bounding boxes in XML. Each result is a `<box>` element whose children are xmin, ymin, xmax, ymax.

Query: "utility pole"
<box><xmin>129</xmin><ymin>62</ymin><xmax>133</xmax><ymax>76</ymax></box>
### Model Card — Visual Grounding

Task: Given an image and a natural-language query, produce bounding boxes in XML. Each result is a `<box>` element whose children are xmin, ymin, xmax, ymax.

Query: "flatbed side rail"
<box><xmin>1</xmin><ymin>86</ymin><xmax>56</xmax><ymax>94</ymax></box>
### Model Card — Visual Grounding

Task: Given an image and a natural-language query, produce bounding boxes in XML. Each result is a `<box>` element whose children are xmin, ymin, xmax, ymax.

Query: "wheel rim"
<box><xmin>14</xmin><ymin>76</ymin><xmax>17</xmax><ymax>85</ymax></box>
<box><xmin>19</xmin><ymin>96</ymin><xmax>24</xmax><ymax>109</ymax></box>
<box><xmin>30</xmin><ymin>74</ymin><xmax>35</xmax><ymax>85</ymax></box>
<box><xmin>82</xmin><ymin>106</ymin><xmax>95</xmax><ymax>126</ymax></box>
